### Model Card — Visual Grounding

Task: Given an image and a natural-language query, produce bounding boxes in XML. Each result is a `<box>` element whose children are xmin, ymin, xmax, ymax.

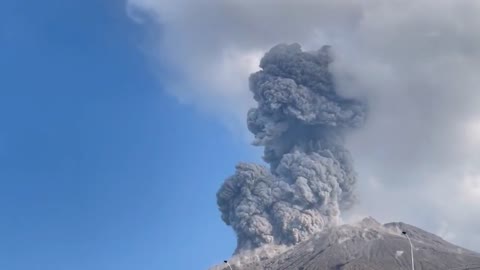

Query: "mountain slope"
<box><xmin>214</xmin><ymin>218</ymin><xmax>480</xmax><ymax>270</ymax></box>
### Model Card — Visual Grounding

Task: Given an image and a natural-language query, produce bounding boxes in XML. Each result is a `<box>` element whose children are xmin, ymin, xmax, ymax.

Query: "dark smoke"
<box><xmin>217</xmin><ymin>43</ymin><xmax>366</xmax><ymax>253</ymax></box>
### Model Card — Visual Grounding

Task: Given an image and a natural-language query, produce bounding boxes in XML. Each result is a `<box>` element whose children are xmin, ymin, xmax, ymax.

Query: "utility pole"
<box><xmin>402</xmin><ymin>231</ymin><xmax>415</xmax><ymax>270</ymax></box>
<box><xmin>224</xmin><ymin>260</ymin><xmax>233</xmax><ymax>270</ymax></box>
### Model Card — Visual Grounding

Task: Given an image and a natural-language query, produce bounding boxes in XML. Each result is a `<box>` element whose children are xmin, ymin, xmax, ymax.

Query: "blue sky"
<box><xmin>0</xmin><ymin>1</ymin><xmax>259</xmax><ymax>269</ymax></box>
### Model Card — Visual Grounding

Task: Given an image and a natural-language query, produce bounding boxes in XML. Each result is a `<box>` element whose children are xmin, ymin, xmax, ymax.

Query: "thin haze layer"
<box><xmin>217</xmin><ymin>44</ymin><xmax>366</xmax><ymax>253</ymax></box>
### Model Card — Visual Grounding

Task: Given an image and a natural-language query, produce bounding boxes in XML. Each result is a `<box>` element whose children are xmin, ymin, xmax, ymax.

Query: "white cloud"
<box><xmin>127</xmin><ymin>0</ymin><xmax>480</xmax><ymax>251</ymax></box>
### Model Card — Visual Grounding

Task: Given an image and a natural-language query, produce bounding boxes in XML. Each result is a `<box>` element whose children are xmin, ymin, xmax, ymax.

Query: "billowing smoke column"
<box><xmin>217</xmin><ymin>43</ymin><xmax>366</xmax><ymax>253</ymax></box>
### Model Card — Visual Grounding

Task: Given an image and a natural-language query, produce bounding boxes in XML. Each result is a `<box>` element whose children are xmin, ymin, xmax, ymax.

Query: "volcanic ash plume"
<box><xmin>217</xmin><ymin>43</ymin><xmax>366</xmax><ymax>253</ymax></box>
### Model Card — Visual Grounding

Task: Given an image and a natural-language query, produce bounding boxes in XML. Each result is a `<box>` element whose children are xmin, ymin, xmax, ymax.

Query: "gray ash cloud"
<box><xmin>217</xmin><ymin>43</ymin><xmax>366</xmax><ymax>253</ymax></box>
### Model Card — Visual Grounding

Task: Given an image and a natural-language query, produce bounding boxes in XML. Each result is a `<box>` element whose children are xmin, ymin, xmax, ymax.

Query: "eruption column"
<box><xmin>217</xmin><ymin>44</ymin><xmax>366</xmax><ymax>253</ymax></box>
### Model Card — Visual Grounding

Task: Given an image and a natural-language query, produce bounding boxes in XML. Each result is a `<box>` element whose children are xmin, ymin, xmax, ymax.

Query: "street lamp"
<box><xmin>224</xmin><ymin>260</ymin><xmax>233</xmax><ymax>270</ymax></box>
<box><xmin>402</xmin><ymin>231</ymin><xmax>415</xmax><ymax>270</ymax></box>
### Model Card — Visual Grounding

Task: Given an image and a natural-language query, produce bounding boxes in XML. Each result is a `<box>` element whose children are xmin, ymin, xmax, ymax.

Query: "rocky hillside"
<box><xmin>213</xmin><ymin>217</ymin><xmax>480</xmax><ymax>270</ymax></box>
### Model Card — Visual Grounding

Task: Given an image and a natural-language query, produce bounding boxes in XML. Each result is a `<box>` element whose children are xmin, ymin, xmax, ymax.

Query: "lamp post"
<box><xmin>224</xmin><ymin>260</ymin><xmax>233</xmax><ymax>270</ymax></box>
<box><xmin>402</xmin><ymin>231</ymin><xmax>415</xmax><ymax>270</ymax></box>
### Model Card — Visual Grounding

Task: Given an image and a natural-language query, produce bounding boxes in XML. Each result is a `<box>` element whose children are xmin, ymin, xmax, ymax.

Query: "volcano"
<box><xmin>212</xmin><ymin>217</ymin><xmax>480</xmax><ymax>270</ymax></box>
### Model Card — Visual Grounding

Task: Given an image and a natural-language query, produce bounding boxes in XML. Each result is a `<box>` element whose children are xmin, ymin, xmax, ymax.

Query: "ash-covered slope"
<box><xmin>214</xmin><ymin>218</ymin><xmax>480</xmax><ymax>270</ymax></box>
